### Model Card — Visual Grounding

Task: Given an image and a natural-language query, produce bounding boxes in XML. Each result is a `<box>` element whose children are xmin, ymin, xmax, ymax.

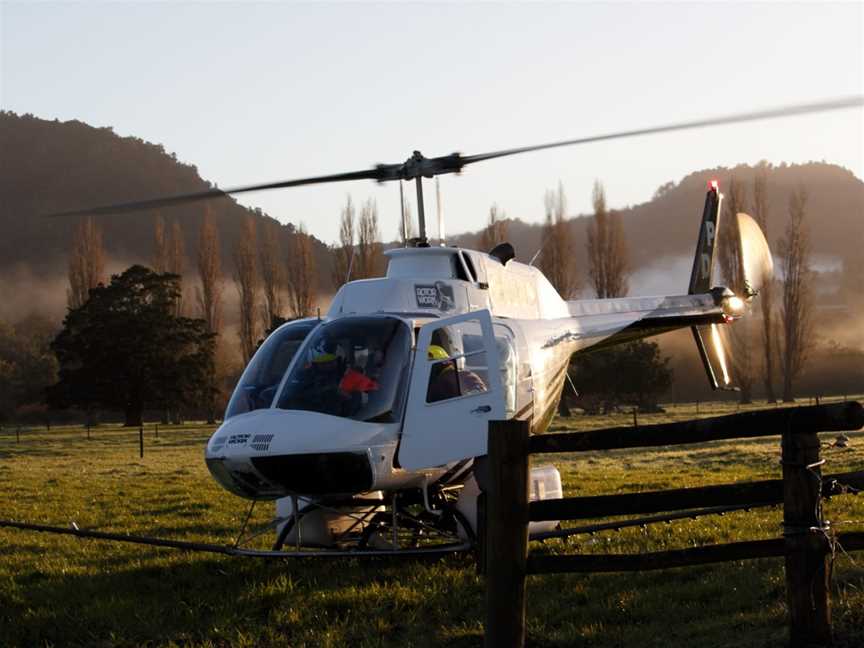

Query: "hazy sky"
<box><xmin>2</xmin><ymin>1</ymin><xmax>862</xmax><ymax>244</ymax></box>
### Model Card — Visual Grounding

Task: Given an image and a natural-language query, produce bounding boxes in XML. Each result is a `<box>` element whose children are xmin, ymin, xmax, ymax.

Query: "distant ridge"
<box><xmin>451</xmin><ymin>162</ymin><xmax>863</xmax><ymax>279</ymax></box>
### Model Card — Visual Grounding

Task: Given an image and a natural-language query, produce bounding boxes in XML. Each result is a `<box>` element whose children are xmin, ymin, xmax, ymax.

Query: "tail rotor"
<box><xmin>687</xmin><ymin>183</ymin><xmax>774</xmax><ymax>391</ymax></box>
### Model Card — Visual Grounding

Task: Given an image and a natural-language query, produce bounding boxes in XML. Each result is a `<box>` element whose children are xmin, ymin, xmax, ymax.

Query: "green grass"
<box><xmin>1</xmin><ymin>398</ymin><xmax>863</xmax><ymax>647</ymax></box>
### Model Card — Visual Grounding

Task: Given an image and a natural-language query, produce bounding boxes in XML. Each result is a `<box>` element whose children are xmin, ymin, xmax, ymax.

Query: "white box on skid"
<box><xmin>526</xmin><ymin>464</ymin><xmax>563</xmax><ymax>534</ymax></box>
<box><xmin>455</xmin><ymin>463</ymin><xmax>562</xmax><ymax>537</ymax></box>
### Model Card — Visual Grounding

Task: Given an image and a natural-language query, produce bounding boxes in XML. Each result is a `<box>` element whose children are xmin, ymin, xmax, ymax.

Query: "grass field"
<box><xmin>1</xmin><ymin>399</ymin><xmax>863</xmax><ymax>647</ymax></box>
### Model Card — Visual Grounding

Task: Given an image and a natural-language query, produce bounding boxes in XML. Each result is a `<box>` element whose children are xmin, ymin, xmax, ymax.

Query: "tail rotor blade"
<box><xmin>736</xmin><ymin>212</ymin><xmax>775</xmax><ymax>297</ymax></box>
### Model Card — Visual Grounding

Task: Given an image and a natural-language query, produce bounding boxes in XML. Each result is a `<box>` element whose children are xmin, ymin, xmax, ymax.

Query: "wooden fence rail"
<box><xmin>484</xmin><ymin>403</ymin><xmax>864</xmax><ymax>648</ymax></box>
<box><xmin>529</xmin><ymin>469</ymin><xmax>864</xmax><ymax>521</ymax></box>
<box><xmin>531</xmin><ymin>402</ymin><xmax>862</xmax><ymax>454</ymax></box>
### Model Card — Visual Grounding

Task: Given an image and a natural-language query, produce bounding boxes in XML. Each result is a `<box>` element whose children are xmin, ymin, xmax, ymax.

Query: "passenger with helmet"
<box><xmin>338</xmin><ymin>352</ymin><xmax>380</xmax><ymax>414</ymax></box>
<box><xmin>426</xmin><ymin>344</ymin><xmax>486</xmax><ymax>403</ymax></box>
<box><xmin>295</xmin><ymin>348</ymin><xmax>343</xmax><ymax>414</ymax></box>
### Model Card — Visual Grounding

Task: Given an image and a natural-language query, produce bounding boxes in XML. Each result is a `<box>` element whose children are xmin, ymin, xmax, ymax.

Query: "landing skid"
<box><xmin>267</xmin><ymin>489</ymin><xmax>475</xmax><ymax>556</ymax></box>
<box><xmin>0</xmin><ymin>489</ymin><xmax>476</xmax><ymax>559</ymax></box>
<box><xmin>0</xmin><ymin>518</ymin><xmax>472</xmax><ymax>558</ymax></box>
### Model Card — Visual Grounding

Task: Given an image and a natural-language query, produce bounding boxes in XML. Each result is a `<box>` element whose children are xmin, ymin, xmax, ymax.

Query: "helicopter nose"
<box><xmin>249</xmin><ymin>451</ymin><xmax>373</xmax><ymax>495</ymax></box>
<box><xmin>204</xmin><ymin>409</ymin><xmax>391</xmax><ymax>499</ymax></box>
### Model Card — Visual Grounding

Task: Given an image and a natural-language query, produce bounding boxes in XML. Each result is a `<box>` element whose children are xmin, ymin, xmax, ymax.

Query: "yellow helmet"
<box><xmin>427</xmin><ymin>345</ymin><xmax>449</xmax><ymax>361</ymax></box>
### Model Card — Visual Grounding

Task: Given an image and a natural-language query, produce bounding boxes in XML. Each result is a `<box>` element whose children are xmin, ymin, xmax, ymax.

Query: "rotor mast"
<box><xmin>380</xmin><ymin>150</ymin><xmax>464</xmax><ymax>248</ymax></box>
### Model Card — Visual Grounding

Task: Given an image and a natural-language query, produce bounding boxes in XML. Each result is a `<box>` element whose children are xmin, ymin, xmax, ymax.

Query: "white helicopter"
<box><xmin>51</xmin><ymin>97</ymin><xmax>859</xmax><ymax>556</ymax></box>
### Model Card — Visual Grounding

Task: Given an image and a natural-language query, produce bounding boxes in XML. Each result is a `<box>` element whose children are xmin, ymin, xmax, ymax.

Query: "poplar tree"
<box><xmin>752</xmin><ymin>166</ymin><xmax>777</xmax><ymax>402</ymax></box>
<box><xmin>196</xmin><ymin>206</ymin><xmax>223</xmax><ymax>423</ymax></box>
<box><xmin>478</xmin><ymin>204</ymin><xmax>508</xmax><ymax>252</ymax></box>
<box><xmin>718</xmin><ymin>177</ymin><xmax>754</xmax><ymax>403</ymax></box>
<box><xmin>357</xmin><ymin>199</ymin><xmax>383</xmax><ymax>279</ymax></box>
<box><xmin>539</xmin><ymin>182</ymin><xmax>576</xmax><ymax>299</ymax></box>
<box><xmin>287</xmin><ymin>224</ymin><xmax>317</xmax><ymax>318</ymax></box>
<box><xmin>587</xmin><ymin>180</ymin><xmax>628</xmax><ymax>298</ymax></box>
<box><xmin>259</xmin><ymin>220</ymin><xmax>285</xmax><ymax>331</ymax></box>
<box><xmin>67</xmin><ymin>216</ymin><xmax>105</xmax><ymax>310</ymax></box>
<box><xmin>234</xmin><ymin>215</ymin><xmax>260</xmax><ymax>364</ymax></box>
<box><xmin>332</xmin><ymin>196</ymin><xmax>355</xmax><ymax>286</ymax></box>
<box><xmin>779</xmin><ymin>186</ymin><xmax>813</xmax><ymax>402</ymax></box>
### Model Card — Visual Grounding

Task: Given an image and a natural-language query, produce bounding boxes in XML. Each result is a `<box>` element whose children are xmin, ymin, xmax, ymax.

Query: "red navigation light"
<box><xmin>709</xmin><ymin>180</ymin><xmax>719</xmax><ymax>191</ymax></box>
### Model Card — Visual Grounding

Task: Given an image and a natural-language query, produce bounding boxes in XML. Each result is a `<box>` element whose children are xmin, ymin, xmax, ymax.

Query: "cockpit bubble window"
<box><xmin>225</xmin><ymin>319</ymin><xmax>318</xmax><ymax>420</ymax></box>
<box><xmin>276</xmin><ymin>317</ymin><xmax>411</xmax><ymax>423</ymax></box>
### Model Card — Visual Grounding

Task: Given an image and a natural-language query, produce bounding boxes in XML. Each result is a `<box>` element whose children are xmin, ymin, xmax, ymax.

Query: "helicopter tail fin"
<box><xmin>688</xmin><ymin>181</ymin><xmax>723</xmax><ymax>295</ymax></box>
<box><xmin>685</xmin><ymin>181</ymin><xmax>776</xmax><ymax>391</ymax></box>
<box><xmin>687</xmin><ymin>182</ymin><xmax>735</xmax><ymax>391</ymax></box>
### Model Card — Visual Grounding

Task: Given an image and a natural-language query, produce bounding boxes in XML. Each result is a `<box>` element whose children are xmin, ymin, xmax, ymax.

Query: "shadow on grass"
<box><xmin>0</xmin><ymin>551</ymin><xmax>484</xmax><ymax>648</ymax></box>
<box><xmin>2</xmin><ymin>543</ymin><xmax>862</xmax><ymax>648</ymax></box>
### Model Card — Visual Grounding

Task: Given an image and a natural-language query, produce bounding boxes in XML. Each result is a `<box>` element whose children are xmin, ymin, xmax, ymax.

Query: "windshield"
<box><xmin>276</xmin><ymin>317</ymin><xmax>411</xmax><ymax>423</ymax></box>
<box><xmin>225</xmin><ymin>319</ymin><xmax>319</xmax><ymax>419</ymax></box>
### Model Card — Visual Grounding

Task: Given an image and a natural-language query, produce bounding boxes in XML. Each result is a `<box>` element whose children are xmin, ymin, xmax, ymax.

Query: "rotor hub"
<box><xmin>376</xmin><ymin>151</ymin><xmax>464</xmax><ymax>183</ymax></box>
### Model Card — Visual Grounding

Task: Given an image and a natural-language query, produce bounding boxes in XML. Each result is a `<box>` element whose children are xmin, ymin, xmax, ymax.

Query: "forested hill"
<box><xmin>451</xmin><ymin>162</ymin><xmax>864</xmax><ymax>279</ymax></box>
<box><xmin>0</xmin><ymin>112</ymin><xmax>331</xmax><ymax>287</ymax></box>
<box><xmin>2</xmin><ymin>111</ymin><xmax>862</xmax><ymax>292</ymax></box>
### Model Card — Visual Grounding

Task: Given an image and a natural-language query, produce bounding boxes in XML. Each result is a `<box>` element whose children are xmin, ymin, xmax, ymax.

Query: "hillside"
<box><xmin>0</xmin><ymin>112</ymin><xmax>332</xmax><ymax>286</ymax></box>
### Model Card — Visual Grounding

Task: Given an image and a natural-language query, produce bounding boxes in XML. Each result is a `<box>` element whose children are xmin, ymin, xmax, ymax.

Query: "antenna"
<box><xmin>529</xmin><ymin>244</ymin><xmax>544</xmax><ymax>267</ymax></box>
<box><xmin>346</xmin><ymin>245</ymin><xmax>355</xmax><ymax>282</ymax></box>
<box><xmin>399</xmin><ymin>181</ymin><xmax>408</xmax><ymax>247</ymax></box>
<box><xmin>436</xmin><ymin>177</ymin><xmax>445</xmax><ymax>246</ymax></box>
<box><xmin>415</xmin><ymin>177</ymin><xmax>426</xmax><ymax>244</ymax></box>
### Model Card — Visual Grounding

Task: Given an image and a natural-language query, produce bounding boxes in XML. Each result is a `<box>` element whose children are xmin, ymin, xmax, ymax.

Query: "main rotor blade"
<box><xmin>461</xmin><ymin>95</ymin><xmax>864</xmax><ymax>166</ymax></box>
<box><xmin>46</xmin><ymin>167</ymin><xmax>384</xmax><ymax>217</ymax></box>
<box><xmin>46</xmin><ymin>94</ymin><xmax>862</xmax><ymax>219</ymax></box>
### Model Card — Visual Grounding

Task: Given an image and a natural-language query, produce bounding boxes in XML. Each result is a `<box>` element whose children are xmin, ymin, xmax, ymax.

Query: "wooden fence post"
<box><xmin>782</xmin><ymin>428</ymin><xmax>831</xmax><ymax>646</ymax></box>
<box><xmin>476</xmin><ymin>491</ymin><xmax>487</xmax><ymax>576</ymax></box>
<box><xmin>139</xmin><ymin>425</ymin><xmax>144</xmax><ymax>459</ymax></box>
<box><xmin>484</xmin><ymin>419</ymin><xmax>530</xmax><ymax>648</ymax></box>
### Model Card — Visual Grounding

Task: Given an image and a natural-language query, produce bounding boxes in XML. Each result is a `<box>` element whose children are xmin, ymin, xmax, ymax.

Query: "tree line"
<box><xmin>0</xmin><ymin>172</ymin><xmax>834</xmax><ymax>426</ymax></box>
<box><xmin>33</xmin><ymin>195</ymin><xmax>388</xmax><ymax>426</ymax></box>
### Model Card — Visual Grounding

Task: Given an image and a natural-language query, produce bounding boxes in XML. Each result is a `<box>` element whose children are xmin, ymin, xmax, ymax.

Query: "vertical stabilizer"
<box><xmin>688</xmin><ymin>182</ymin><xmax>734</xmax><ymax>390</ymax></box>
<box><xmin>688</xmin><ymin>181</ymin><xmax>723</xmax><ymax>295</ymax></box>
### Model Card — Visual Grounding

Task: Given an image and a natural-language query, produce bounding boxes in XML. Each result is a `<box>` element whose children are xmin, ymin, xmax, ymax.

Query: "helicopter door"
<box><xmin>398</xmin><ymin>310</ymin><xmax>505</xmax><ymax>471</ymax></box>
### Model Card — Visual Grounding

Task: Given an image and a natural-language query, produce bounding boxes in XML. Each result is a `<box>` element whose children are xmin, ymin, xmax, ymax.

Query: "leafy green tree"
<box><xmin>0</xmin><ymin>316</ymin><xmax>58</xmax><ymax>423</ymax></box>
<box><xmin>48</xmin><ymin>265</ymin><xmax>214</xmax><ymax>426</ymax></box>
<box><xmin>569</xmin><ymin>341</ymin><xmax>673</xmax><ymax>414</ymax></box>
